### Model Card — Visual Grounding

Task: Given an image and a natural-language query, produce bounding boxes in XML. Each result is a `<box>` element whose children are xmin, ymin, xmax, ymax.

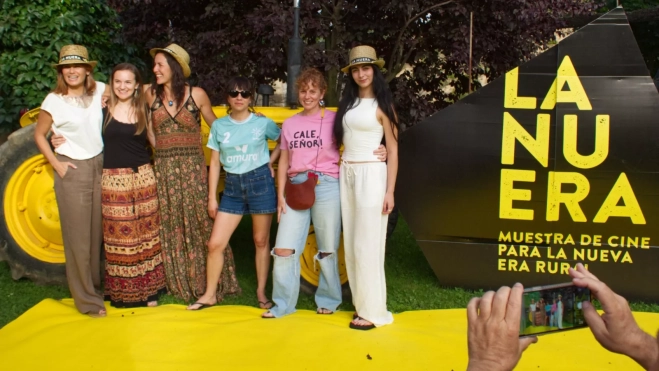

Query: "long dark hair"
<box><xmin>104</xmin><ymin>63</ymin><xmax>147</xmax><ymax>135</ymax></box>
<box><xmin>150</xmin><ymin>51</ymin><xmax>186</xmax><ymax>107</ymax></box>
<box><xmin>333</xmin><ymin>65</ymin><xmax>399</xmax><ymax>149</ymax></box>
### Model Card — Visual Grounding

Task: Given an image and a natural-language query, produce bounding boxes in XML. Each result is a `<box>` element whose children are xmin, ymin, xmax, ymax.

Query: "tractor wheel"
<box><xmin>299</xmin><ymin>225</ymin><xmax>350</xmax><ymax>296</ymax></box>
<box><xmin>0</xmin><ymin>125</ymin><xmax>66</xmax><ymax>284</ymax></box>
<box><xmin>299</xmin><ymin>211</ymin><xmax>399</xmax><ymax>295</ymax></box>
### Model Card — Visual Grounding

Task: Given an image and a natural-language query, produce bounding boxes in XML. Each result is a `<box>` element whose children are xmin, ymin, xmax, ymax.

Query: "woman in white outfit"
<box><xmin>334</xmin><ymin>45</ymin><xmax>399</xmax><ymax>330</ymax></box>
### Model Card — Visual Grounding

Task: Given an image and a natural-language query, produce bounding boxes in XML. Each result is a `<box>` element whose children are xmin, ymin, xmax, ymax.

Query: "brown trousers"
<box><xmin>54</xmin><ymin>153</ymin><xmax>105</xmax><ymax>314</ymax></box>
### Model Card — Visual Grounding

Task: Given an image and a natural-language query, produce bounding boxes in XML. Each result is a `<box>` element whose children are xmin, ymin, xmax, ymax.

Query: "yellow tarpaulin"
<box><xmin>1</xmin><ymin>299</ymin><xmax>657</xmax><ymax>370</ymax></box>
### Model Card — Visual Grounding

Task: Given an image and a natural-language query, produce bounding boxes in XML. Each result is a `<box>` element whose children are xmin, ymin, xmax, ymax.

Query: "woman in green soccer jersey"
<box><xmin>187</xmin><ymin>77</ymin><xmax>280</xmax><ymax>310</ymax></box>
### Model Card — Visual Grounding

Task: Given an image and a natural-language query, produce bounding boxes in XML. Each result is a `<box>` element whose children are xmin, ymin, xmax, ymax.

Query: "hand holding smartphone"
<box><xmin>520</xmin><ymin>282</ymin><xmax>591</xmax><ymax>337</ymax></box>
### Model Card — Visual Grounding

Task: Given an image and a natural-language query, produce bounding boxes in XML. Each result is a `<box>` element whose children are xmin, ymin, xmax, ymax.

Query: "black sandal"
<box><xmin>349</xmin><ymin>319</ymin><xmax>375</xmax><ymax>331</ymax></box>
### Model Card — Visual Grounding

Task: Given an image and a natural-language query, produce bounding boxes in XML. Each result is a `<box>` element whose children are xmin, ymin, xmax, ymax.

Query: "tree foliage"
<box><xmin>110</xmin><ymin>0</ymin><xmax>599</xmax><ymax>129</ymax></box>
<box><xmin>0</xmin><ymin>0</ymin><xmax>144</xmax><ymax>133</ymax></box>
<box><xmin>607</xmin><ymin>0</ymin><xmax>659</xmax><ymax>77</ymax></box>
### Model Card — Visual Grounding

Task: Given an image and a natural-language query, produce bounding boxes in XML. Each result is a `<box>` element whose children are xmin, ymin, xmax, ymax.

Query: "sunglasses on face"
<box><xmin>228</xmin><ymin>90</ymin><xmax>252</xmax><ymax>98</ymax></box>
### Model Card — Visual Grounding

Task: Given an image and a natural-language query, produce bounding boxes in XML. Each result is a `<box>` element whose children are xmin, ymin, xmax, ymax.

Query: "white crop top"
<box><xmin>40</xmin><ymin>82</ymin><xmax>105</xmax><ymax>160</ymax></box>
<box><xmin>341</xmin><ymin>98</ymin><xmax>383</xmax><ymax>162</ymax></box>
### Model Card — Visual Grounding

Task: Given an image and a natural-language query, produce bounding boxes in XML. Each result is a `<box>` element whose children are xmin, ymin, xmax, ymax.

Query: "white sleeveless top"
<box><xmin>40</xmin><ymin>82</ymin><xmax>105</xmax><ymax>160</ymax></box>
<box><xmin>342</xmin><ymin>98</ymin><xmax>382</xmax><ymax>162</ymax></box>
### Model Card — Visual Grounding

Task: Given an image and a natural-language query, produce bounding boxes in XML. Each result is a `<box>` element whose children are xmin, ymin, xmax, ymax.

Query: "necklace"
<box><xmin>168</xmin><ymin>100</ymin><xmax>173</xmax><ymax>107</ymax></box>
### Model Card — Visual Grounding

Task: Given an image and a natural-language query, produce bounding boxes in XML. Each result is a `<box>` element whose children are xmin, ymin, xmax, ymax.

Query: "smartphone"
<box><xmin>520</xmin><ymin>282</ymin><xmax>591</xmax><ymax>337</ymax></box>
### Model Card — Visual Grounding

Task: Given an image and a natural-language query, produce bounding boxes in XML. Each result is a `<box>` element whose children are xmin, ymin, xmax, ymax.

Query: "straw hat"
<box><xmin>52</xmin><ymin>45</ymin><xmax>97</xmax><ymax>68</ymax></box>
<box><xmin>150</xmin><ymin>43</ymin><xmax>191</xmax><ymax>78</ymax></box>
<box><xmin>341</xmin><ymin>45</ymin><xmax>385</xmax><ymax>73</ymax></box>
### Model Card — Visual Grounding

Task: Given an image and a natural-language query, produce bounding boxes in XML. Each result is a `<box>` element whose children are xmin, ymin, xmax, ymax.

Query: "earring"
<box><xmin>319</xmin><ymin>99</ymin><xmax>325</xmax><ymax>107</ymax></box>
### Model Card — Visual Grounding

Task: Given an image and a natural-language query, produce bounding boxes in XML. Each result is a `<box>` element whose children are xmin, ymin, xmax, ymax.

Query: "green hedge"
<box><xmin>0</xmin><ymin>0</ymin><xmax>144</xmax><ymax>134</ymax></box>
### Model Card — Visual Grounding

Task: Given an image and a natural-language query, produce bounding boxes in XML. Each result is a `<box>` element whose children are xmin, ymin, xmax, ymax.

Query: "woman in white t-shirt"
<box><xmin>34</xmin><ymin>45</ymin><xmax>109</xmax><ymax>318</ymax></box>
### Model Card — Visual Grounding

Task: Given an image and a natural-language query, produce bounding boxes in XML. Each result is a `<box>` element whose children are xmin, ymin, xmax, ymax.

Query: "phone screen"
<box><xmin>520</xmin><ymin>282</ymin><xmax>591</xmax><ymax>337</ymax></box>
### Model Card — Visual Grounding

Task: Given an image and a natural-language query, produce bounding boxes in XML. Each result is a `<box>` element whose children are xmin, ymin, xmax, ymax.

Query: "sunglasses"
<box><xmin>228</xmin><ymin>90</ymin><xmax>252</xmax><ymax>98</ymax></box>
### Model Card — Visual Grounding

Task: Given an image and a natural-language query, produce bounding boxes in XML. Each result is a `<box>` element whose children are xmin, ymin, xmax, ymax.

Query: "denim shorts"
<box><xmin>219</xmin><ymin>164</ymin><xmax>277</xmax><ymax>215</ymax></box>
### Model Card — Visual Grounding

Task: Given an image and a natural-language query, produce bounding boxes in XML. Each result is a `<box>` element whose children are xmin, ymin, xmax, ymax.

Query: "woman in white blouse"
<box><xmin>34</xmin><ymin>45</ymin><xmax>109</xmax><ymax>318</ymax></box>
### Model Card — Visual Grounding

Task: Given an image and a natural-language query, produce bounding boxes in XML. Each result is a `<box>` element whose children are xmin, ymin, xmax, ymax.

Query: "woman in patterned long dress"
<box><xmin>144</xmin><ymin>44</ymin><xmax>241</xmax><ymax>303</ymax></box>
<box><xmin>100</xmin><ymin>63</ymin><xmax>167</xmax><ymax>307</ymax></box>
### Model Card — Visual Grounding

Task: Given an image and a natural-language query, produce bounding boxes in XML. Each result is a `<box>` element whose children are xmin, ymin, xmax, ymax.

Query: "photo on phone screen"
<box><xmin>520</xmin><ymin>282</ymin><xmax>591</xmax><ymax>337</ymax></box>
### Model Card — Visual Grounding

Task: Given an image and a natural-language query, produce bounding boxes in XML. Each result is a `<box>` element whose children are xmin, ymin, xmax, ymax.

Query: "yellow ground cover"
<box><xmin>0</xmin><ymin>299</ymin><xmax>656</xmax><ymax>370</ymax></box>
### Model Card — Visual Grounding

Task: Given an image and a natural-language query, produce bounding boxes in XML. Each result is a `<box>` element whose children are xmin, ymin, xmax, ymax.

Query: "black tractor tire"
<box><xmin>0</xmin><ymin>125</ymin><xmax>67</xmax><ymax>285</ymax></box>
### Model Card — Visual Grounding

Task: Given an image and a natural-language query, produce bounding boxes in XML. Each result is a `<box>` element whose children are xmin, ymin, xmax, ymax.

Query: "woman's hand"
<box><xmin>277</xmin><ymin>195</ymin><xmax>287</xmax><ymax>223</ymax></box>
<box><xmin>208</xmin><ymin>198</ymin><xmax>218</xmax><ymax>219</ymax></box>
<box><xmin>50</xmin><ymin>133</ymin><xmax>66</xmax><ymax>148</ymax></box>
<box><xmin>54</xmin><ymin>161</ymin><xmax>77</xmax><ymax>179</ymax></box>
<box><xmin>382</xmin><ymin>191</ymin><xmax>394</xmax><ymax>214</ymax></box>
<box><xmin>268</xmin><ymin>161</ymin><xmax>276</xmax><ymax>178</ymax></box>
<box><xmin>101</xmin><ymin>95</ymin><xmax>109</xmax><ymax>108</ymax></box>
<box><xmin>374</xmin><ymin>144</ymin><xmax>387</xmax><ymax>162</ymax></box>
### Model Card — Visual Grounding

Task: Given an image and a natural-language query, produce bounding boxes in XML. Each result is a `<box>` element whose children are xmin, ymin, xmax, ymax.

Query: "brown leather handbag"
<box><xmin>285</xmin><ymin>172</ymin><xmax>318</xmax><ymax>210</ymax></box>
<box><xmin>284</xmin><ymin>108</ymin><xmax>324</xmax><ymax>210</ymax></box>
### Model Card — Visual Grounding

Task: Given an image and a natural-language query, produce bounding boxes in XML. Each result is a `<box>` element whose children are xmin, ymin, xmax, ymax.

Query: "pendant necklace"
<box><xmin>168</xmin><ymin>100</ymin><xmax>173</xmax><ymax>107</ymax></box>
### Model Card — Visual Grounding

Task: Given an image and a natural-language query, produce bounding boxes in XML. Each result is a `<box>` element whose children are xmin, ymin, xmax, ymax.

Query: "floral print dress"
<box><xmin>151</xmin><ymin>92</ymin><xmax>241</xmax><ymax>302</ymax></box>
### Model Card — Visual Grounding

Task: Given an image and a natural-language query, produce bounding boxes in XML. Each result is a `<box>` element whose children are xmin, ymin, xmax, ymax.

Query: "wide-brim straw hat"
<box><xmin>150</xmin><ymin>43</ymin><xmax>191</xmax><ymax>78</ymax></box>
<box><xmin>52</xmin><ymin>45</ymin><xmax>97</xmax><ymax>69</ymax></box>
<box><xmin>341</xmin><ymin>45</ymin><xmax>385</xmax><ymax>73</ymax></box>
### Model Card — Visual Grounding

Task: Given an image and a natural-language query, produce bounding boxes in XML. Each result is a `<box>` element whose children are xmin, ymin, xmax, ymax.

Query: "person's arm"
<box><xmin>146</xmin><ymin>109</ymin><xmax>156</xmax><ymax>147</ymax></box>
<box><xmin>143</xmin><ymin>84</ymin><xmax>155</xmax><ymax>106</ymax></box>
<box><xmin>34</xmin><ymin>110</ymin><xmax>76</xmax><ymax>178</ymax></box>
<box><xmin>207</xmin><ymin>149</ymin><xmax>221</xmax><ymax>219</ymax></box>
<box><xmin>276</xmin><ymin>149</ymin><xmax>289</xmax><ymax>223</ymax></box>
<box><xmin>570</xmin><ymin>263</ymin><xmax>659</xmax><ymax>370</ymax></box>
<box><xmin>467</xmin><ymin>283</ymin><xmax>537</xmax><ymax>371</ymax></box>
<box><xmin>265</xmin><ymin>119</ymin><xmax>282</xmax><ymax>177</ymax></box>
<box><xmin>101</xmin><ymin>83</ymin><xmax>111</xmax><ymax>108</ymax></box>
<box><xmin>379</xmin><ymin>108</ymin><xmax>398</xmax><ymax>214</ymax></box>
<box><xmin>269</xmin><ymin>140</ymin><xmax>281</xmax><ymax>178</ymax></box>
<box><xmin>192</xmin><ymin>87</ymin><xmax>217</xmax><ymax>125</ymax></box>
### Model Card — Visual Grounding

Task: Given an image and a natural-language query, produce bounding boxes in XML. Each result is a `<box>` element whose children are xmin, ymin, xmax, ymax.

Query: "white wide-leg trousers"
<box><xmin>340</xmin><ymin>161</ymin><xmax>393</xmax><ymax>327</ymax></box>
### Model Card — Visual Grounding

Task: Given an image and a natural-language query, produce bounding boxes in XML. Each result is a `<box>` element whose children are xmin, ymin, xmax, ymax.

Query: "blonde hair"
<box><xmin>103</xmin><ymin>63</ymin><xmax>147</xmax><ymax>135</ymax></box>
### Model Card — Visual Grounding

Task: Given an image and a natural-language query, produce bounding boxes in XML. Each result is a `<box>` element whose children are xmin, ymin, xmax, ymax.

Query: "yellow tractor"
<box><xmin>1</xmin><ymin>105</ymin><xmax>394</xmax><ymax>294</ymax></box>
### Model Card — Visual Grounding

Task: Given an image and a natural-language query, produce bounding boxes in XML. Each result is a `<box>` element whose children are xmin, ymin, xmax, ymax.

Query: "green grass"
<box><xmin>1</xmin><ymin>217</ymin><xmax>658</xmax><ymax>328</ymax></box>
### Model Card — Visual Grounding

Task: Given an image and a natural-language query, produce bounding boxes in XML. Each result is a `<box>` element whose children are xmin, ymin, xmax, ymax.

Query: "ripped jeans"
<box><xmin>269</xmin><ymin>171</ymin><xmax>342</xmax><ymax>317</ymax></box>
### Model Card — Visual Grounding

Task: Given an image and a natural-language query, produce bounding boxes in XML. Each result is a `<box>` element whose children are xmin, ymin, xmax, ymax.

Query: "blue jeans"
<box><xmin>269</xmin><ymin>171</ymin><xmax>342</xmax><ymax>317</ymax></box>
<box><xmin>219</xmin><ymin>164</ymin><xmax>277</xmax><ymax>215</ymax></box>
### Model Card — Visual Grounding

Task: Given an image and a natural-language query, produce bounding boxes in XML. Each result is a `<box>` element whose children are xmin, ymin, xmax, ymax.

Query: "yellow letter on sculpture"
<box><xmin>501</xmin><ymin>112</ymin><xmax>550</xmax><ymax>167</ymax></box>
<box><xmin>540</xmin><ymin>56</ymin><xmax>592</xmax><ymax>111</ymax></box>
<box><xmin>546</xmin><ymin>171</ymin><xmax>590</xmax><ymax>222</ymax></box>
<box><xmin>563</xmin><ymin>115</ymin><xmax>610</xmax><ymax>169</ymax></box>
<box><xmin>504</xmin><ymin>67</ymin><xmax>537</xmax><ymax>109</ymax></box>
<box><xmin>593</xmin><ymin>173</ymin><xmax>646</xmax><ymax>224</ymax></box>
<box><xmin>500</xmin><ymin>169</ymin><xmax>536</xmax><ymax>220</ymax></box>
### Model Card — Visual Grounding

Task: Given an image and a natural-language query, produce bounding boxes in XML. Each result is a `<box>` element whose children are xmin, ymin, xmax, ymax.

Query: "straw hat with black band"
<box><xmin>149</xmin><ymin>43</ymin><xmax>191</xmax><ymax>78</ymax></box>
<box><xmin>52</xmin><ymin>45</ymin><xmax>97</xmax><ymax>69</ymax></box>
<box><xmin>341</xmin><ymin>45</ymin><xmax>385</xmax><ymax>73</ymax></box>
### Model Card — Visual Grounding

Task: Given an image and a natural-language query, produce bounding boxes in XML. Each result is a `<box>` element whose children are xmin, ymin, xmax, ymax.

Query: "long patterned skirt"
<box><xmin>154</xmin><ymin>153</ymin><xmax>241</xmax><ymax>303</ymax></box>
<box><xmin>102</xmin><ymin>164</ymin><xmax>167</xmax><ymax>307</ymax></box>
